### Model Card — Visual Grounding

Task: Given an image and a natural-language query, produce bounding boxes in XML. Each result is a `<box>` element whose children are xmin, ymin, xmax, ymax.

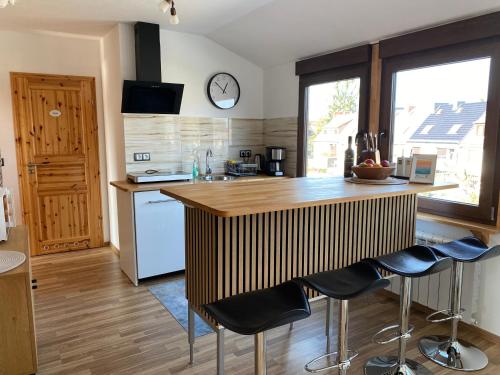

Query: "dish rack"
<box><xmin>224</xmin><ymin>161</ymin><xmax>258</xmax><ymax>176</ymax></box>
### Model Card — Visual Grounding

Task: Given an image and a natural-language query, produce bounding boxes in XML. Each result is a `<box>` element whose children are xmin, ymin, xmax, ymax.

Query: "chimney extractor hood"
<box><xmin>121</xmin><ymin>22</ymin><xmax>184</xmax><ymax>115</ymax></box>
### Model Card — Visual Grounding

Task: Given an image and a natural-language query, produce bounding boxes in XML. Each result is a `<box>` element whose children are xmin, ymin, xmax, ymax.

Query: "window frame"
<box><xmin>297</xmin><ymin>63</ymin><xmax>371</xmax><ymax>177</ymax></box>
<box><xmin>379</xmin><ymin>38</ymin><xmax>500</xmax><ymax>224</ymax></box>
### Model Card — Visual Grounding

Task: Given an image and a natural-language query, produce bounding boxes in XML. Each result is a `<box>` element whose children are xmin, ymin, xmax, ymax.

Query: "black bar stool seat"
<box><xmin>432</xmin><ymin>236</ymin><xmax>500</xmax><ymax>262</ymax></box>
<box><xmin>299</xmin><ymin>261</ymin><xmax>390</xmax><ymax>373</ymax></box>
<box><xmin>365</xmin><ymin>246</ymin><xmax>452</xmax><ymax>375</ymax></box>
<box><xmin>204</xmin><ymin>280</ymin><xmax>310</xmax><ymax>335</ymax></box>
<box><xmin>301</xmin><ymin>261</ymin><xmax>390</xmax><ymax>300</ymax></box>
<box><xmin>372</xmin><ymin>245</ymin><xmax>452</xmax><ymax>277</ymax></box>
<box><xmin>418</xmin><ymin>237</ymin><xmax>500</xmax><ymax>371</ymax></box>
<box><xmin>203</xmin><ymin>280</ymin><xmax>311</xmax><ymax>375</ymax></box>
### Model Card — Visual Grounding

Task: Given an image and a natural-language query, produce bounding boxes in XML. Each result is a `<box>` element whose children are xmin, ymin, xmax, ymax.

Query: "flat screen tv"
<box><xmin>121</xmin><ymin>80</ymin><xmax>184</xmax><ymax>114</ymax></box>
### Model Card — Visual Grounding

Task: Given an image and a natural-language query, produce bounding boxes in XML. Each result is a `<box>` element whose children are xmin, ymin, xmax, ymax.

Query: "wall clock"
<box><xmin>207</xmin><ymin>72</ymin><xmax>240</xmax><ymax>109</ymax></box>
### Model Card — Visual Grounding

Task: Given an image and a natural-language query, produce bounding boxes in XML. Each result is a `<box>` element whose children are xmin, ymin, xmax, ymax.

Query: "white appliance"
<box><xmin>127</xmin><ymin>170</ymin><xmax>192</xmax><ymax>183</ymax></box>
<box><xmin>0</xmin><ymin>188</ymin><xmax>15</xmax><ymax>241</ymax></box>
<box><xmin>134</xmin><ymin>190</ymin><xmax>185</xmax><ymax>279</ymax></box>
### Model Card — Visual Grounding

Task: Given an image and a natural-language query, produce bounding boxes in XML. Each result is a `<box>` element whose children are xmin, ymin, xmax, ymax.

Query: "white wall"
<box><xmin>100</xmin><ymin>24</ymin><xmax>132</xmax><ymax>249</ymax></box>
<box><xmin>160</xmin><ymin>29</ymin><xmax>264</xmax><ymax>119</ymax></box>
<box><xmin>0</xmin><ymin>30</ymin><xmax>110</xmax><ymax>242</ymax></box>
<box><xmin>263</xmin><ymin>61</ymin><xmax>298</xmax><ymax>119</ymax></box>
<box><xmin>477</xmin><ymin>233</ymin><xmax>500</xmax><ymax>336</ymax></box>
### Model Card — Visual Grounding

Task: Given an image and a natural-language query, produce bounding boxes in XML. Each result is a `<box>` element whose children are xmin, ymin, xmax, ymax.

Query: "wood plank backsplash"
<box><xmin>264</xmin><ymin>117</ymin><xmax>298</xmax><ymax>177</ymax></box>
<box><xmin>124</xmin><ymin>115</ymin><xmax>298</xmax><ymax>176</ymax></box>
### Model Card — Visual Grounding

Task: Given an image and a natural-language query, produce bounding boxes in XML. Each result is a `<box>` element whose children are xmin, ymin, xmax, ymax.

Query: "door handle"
<box><xmin>27</xmin><ymin>162</ymin><xmax>49</xmax><ymax>174</ymax></box>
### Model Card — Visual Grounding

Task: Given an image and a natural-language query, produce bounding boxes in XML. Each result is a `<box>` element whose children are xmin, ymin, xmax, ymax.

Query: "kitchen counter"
<box><xmin>162</xmin><ymin>176</ymin><xmax>457</xmax><ymax>335</ymax></box>
<box><xmin>110</xmin><ymin>174</ymin><xmax>288</xmax><ymax>286</ymax></box>
<box><xmin>110</xmin><ymin>174</ymin><xmax>287</xmax><ymax>193</ymax></box>
<box><xmin>161</xmin><ymin>177</ymin><xmax>457</xmax><ymax>217</ymax></box>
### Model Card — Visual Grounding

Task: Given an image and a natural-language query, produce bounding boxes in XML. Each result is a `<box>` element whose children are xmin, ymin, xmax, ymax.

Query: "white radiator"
<box><xmin>386</xmin><ymin>219</ymin><xmax>480</xmax><ymax>325</ymax></box>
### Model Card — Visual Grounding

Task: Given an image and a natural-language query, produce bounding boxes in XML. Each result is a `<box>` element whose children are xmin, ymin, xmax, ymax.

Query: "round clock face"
<box><xmin>207</xmin><ymin>73</ymin><xmax>240</xmax><ymax>109</ymax></box>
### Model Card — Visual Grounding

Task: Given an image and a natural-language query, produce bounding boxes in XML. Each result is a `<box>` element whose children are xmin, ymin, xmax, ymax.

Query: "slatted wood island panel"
<box><xmin>161</xmin><ymin>177</ymin><xmax>457</xmax><ymax>327</ymax></box>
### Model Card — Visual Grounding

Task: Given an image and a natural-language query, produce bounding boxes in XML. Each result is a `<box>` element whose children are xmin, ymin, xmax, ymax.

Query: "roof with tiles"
<box><xmin>409</xmin><ymin>102</ymin><xmax>486</xmax><ymax>144</ymax></box>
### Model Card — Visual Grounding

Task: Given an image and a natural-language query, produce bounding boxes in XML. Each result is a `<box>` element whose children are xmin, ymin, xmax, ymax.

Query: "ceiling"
<box><xmin>0</xmin><ymin>0</ymin><xmax>274</xmax><ymax>36</ymax></box>
<box><xmin>1</xmin><ymin>0</ymin><xmax>500</xmax><ymax>67</ymax></box>
<box><xmin>208</xmin><ymin>0</ymin><xmax>500</xmax><ymax>67</ymax></box>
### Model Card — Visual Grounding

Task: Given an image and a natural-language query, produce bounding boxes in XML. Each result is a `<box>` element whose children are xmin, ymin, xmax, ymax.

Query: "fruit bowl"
<box><xmin>351</xmin><ymin>166</ymin><xmax>395</xmax><ymax>180</ymax></box>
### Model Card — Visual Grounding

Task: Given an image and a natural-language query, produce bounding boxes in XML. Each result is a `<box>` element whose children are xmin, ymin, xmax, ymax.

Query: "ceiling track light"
<box><xmin>170</xmin><ymin>2</ymin><xmax>179</xmax><ymax>25</ymax></box>
<box><xmin>159</xmin><ymin>0</ymin><xmax>179</xmax><ymax>25</ymax></box>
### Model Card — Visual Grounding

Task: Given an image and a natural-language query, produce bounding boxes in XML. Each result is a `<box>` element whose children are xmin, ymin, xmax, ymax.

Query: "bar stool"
<box><xmin>364</xmin><ymin>245</ymin><xmax>452</xmax><ymax>375</ymax></box>
<box><xmin>203</xmin><ymin>280</ymin><xmax>311</xmax><ymax>375</ymax></box>
<box><xmin>299</xmin><ymin>261</ymin><xmax>390</xmax><ymax>374</ymax></box>
<box><xmin>419</xmin><ymin>237</ymin><xmax>500</xmax><ymax>371</ymax></box>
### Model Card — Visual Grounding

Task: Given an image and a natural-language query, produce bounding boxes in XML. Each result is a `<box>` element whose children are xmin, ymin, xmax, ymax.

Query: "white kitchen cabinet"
<box><xmin>116</xmin><ymin>189</ymin><xmax>185</xmax><ymax>285</ymax></box>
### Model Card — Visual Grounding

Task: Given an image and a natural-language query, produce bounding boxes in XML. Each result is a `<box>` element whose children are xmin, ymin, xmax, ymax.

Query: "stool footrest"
<box><xmin>372</xmin><ymin>324</ymin><xmax>414</xmax><ymax>345</ymax></box>
<box><xmin>304</xmin><ymin>350</ymin><xmax>358</xmax><ymax>373</ymax></box>
<box><xmin>426</xmin><ymin>308</ymin><xmax>464</xmax><ymax>324</ymax></box>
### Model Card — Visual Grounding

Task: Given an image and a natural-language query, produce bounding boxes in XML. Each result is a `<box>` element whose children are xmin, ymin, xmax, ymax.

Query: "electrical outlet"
<box><xmin>133</xmin><ymin>152</ymin><xmax>151</xmax><ymax>161</ymax></box>
<box><xmin>239</xmin><ymin>150</ymin><xmax>252</xmax><ymax>158</ymax></box>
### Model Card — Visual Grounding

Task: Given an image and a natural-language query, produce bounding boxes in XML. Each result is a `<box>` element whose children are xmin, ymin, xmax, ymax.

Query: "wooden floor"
<box><xmin>32</xmin><ymin>247</ymin><xmax>500</xmax><ymax>375</ymax></box>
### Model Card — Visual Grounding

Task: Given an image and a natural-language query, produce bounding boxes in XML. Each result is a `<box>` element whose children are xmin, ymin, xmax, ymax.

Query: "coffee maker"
<box><xmin>265</xmin><ymin>146</ymin><xmax>286</xmax><ymax>176</ymax></box>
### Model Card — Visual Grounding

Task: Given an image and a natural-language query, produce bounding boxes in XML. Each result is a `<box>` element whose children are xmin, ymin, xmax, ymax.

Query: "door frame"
<box><xmin>10</xmin><ymin>72</ymin><xmax>104</xmax><ymax>256</ymax></box>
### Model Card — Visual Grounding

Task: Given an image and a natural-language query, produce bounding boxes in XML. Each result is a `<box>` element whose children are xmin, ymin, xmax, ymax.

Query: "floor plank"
<box><xmin>32</xmin><ymin>247</ymin><xmax>499</xmax><ymax>374</ymax></box>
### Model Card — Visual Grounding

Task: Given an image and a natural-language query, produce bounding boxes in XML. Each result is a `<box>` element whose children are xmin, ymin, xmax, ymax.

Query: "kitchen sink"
<box><xmin>198</xmin><ymin>175</ymin><xmax>236</xmax><ymax>182</ymax></box>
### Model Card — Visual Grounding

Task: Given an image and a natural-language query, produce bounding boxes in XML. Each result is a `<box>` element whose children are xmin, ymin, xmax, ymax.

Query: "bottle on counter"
<box><xmin>192</xmin><ymin>156</ymin><xmax>199</xmax><ymax>179</ymax></box>
<box><xmin>344</xmin><ymin>136</ymin><xmax>355</xmax><ymax>178</ymax></box>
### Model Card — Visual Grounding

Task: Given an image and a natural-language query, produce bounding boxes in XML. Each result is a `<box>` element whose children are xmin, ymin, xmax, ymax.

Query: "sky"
<box><xmin>394</xmin><ymin>57</ymin><xmax>491</xmax><ymax>111</ymax></box>
<box><xmin>306</xmin><ymin>57</ymin><xmax>491</xmax><ymax>122</ymax></box>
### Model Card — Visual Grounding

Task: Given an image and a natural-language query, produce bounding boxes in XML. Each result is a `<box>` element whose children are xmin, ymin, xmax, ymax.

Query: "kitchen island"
<box><xmin>160</xmin><ymin>177</ymin><xmax>457</xmax><ymax>367</ymax></box>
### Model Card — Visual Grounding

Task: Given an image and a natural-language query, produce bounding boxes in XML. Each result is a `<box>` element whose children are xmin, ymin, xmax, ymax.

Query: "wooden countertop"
<box><xmin>0</xmin><ymin>226</ymin><xmax>29</xmax><ymax>277</ymax></box>
<box><xmin>160</xmin><ymin>177</ymin><xmax>458</xmax><ymax>217</ymax></box>
<box><xmin>110</xmin><ymin>175</ymin><xmax>287</xmax><ymax>193</ymax></box>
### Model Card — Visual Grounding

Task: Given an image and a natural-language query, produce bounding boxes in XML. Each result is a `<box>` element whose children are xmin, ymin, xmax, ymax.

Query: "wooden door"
<box><xmin>11</xmin><ymin>73</ymin><xmax>103</xmax><ymax>256</ymax></box>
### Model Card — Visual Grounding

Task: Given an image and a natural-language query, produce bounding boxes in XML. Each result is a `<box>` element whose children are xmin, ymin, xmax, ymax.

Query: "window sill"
<box><xmin>417</xmin><ymin>211</ymin><xmax>499</xmax><ymax>243</ymax></box>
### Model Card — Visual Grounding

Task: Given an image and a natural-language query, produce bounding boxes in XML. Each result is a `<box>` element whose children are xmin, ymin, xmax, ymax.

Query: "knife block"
<box><xmin>358</xmin><ymin>150</ymin><xmax>381</xmax><ymax>164</ymax></box>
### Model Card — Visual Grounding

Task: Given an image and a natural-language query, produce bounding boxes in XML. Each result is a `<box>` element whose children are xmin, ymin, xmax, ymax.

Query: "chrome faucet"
<box><xmin>205</xmin><ymin>148</ymin><xmax>213</xmax><ymax>176</ymax></box>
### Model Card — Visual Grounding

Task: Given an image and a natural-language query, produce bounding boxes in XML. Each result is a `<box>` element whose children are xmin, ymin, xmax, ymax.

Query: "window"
<box><xmin>437</xmin><ymin>148</ymin><xmax>448</xmax><ymax>158</ymax></box>
<box><xmin>380</xmin><ymin>40</ymin><xmax>500</xmax><ymax>223</ymax></box>
<box><xmin>421</xmin><ymin>125</ymin><xmax>433</xmax><ymax>134</ymax></box>
<box><xmin>305</xmin><ymin>78</ymin><xmax>360</xmax><ymax>176</ymax></box>
<box><xmin>476</xmin><ymin>124</ymin><xmax>485</xmax><ymax>136</ymax></box>
<box><xmin>448</xmin><ymin>124</ymin><xmax>462</xmax><ymax>134</ymax></box>
<box><xmin>297</xmin><ymin>46</ymin><xmax>371</xmax><ymax>177</ymax></box>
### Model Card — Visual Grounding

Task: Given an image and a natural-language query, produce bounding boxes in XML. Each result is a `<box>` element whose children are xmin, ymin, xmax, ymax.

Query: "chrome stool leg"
<box><xmin>325</xmin><ymin>297</ymin><xmax>334</xmax><ymax>352</ymax></box>
<box><xmin>188</xmin><ymin>304</ymin><xmax>195</xmax><ymax>365</ymax></box>
<box><xmin>419</xmin><ymin>261</ymin><xmax>488</xmax><ymax>371</ymax></box>
<box><xmin>365</xmin><ymin>277</ymin><xmax>432</xmax><ymax>375</ymax></box>
<box><xmin>305</xmin><ymin>299</ymin><xmax>358</xmax><ymax>373</ymax></box>
<box><xmin>254</xmin><ymin>331</ymin><xmax>267</xmax><ymax>375</ymax></box>
<box><xmin>217</xmin><ymin>326</ymin><xmax>225</xmax><ymax>375</ymax></box>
